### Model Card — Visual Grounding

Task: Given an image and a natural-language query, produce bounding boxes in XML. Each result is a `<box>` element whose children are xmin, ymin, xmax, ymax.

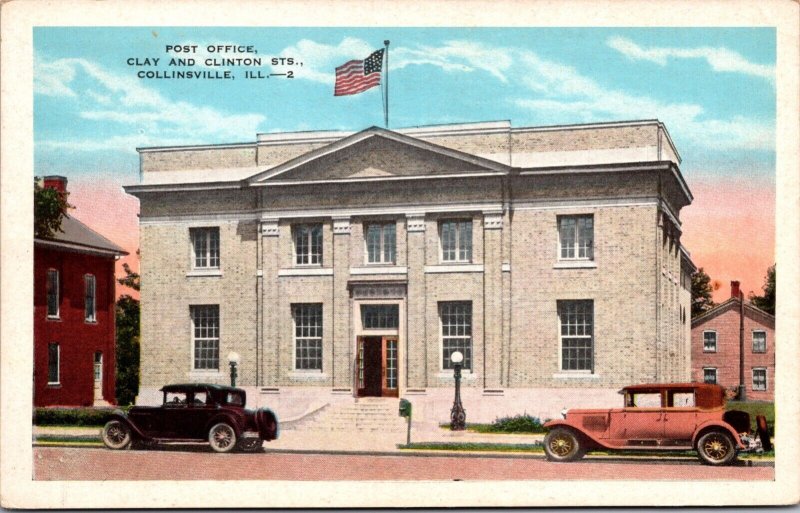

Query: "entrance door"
<box><xmin>356</xmin><ymin>336</ymin><xmax>399</xmax><ymax>397</ymax></box>
<box><xmin>93</xmin><ymin>352</ymin><xmax>103</xmax><ymax>402</ymax></box>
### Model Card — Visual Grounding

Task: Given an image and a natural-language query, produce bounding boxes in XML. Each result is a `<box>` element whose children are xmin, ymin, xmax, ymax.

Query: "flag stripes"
<box><xmin>334</xmin><ymin>49</ymin><xmax>384</xmax><ymax>96</ymax></box>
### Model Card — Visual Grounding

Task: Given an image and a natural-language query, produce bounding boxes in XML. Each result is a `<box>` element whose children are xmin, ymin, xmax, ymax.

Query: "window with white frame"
<box><xmin>191</xmin><ymin>305</ymin><xmax>219</xmax><ymax>370</ymax></box>
<box><xmin>558</xmin><ymin>300</ymin><xmax>594</xmax><ymax>371</ymax></box>
<box><xmin>752</xmin><ymin>330</ymin><xmax>767</xmax><ymax>353</ymax></box>
<box><xmin>703</xmin><ymin>367</ymin><xmax>717</xmax><ymax>384</ymax></box>
<box><xmin>752</xmin><ymin>368</ymin><xmax>767</xmax><ymax>391</ymax></box>
<box><xmin>440</xmin><ymin>220</ymin><xmax>472</xmax><ymax>262</ymax></box>
<box><xmin>294</xmin><ymin>224</ymin><xmax>323</xmax><ymax>265</ymax></box>
<box><xmin>365</xmin><ymin>222</ymin><xmax>396</xmax><ymax>264</ymax></box>
<box><xmin>190</xmin><ymin>227</ymin><xmax>220</xmax><ymax>269</ymax></box>
<box><xmin>558</xmin><ymin>215</ymin><xmax>594</xmax><ymax>260</ymax></box>
<box><xmin>440</xmin><ymin>302</ymin><xmax>472</xmax><ymax>370</ymax></box>
<box><xmin>46</xmin><ymin>269</ymin><xmax>59</xmax><ymax>318</ymax></box>
<box><xmin>703</xmin><ymin>331</ymin><xmax>717</xmax><ymax>352</ymax></box>
<box><xmin>48</xmin><ymin>343</ymin><xmax>60</xmax><ymax>384</ymax></box>
<box><xmin>293</xmin><ymin>304</ymin><xmax>323</xmax><ymax>370</ymax></box>
<box><xmin>84</xmin><ymin>274</ymin><xmax>96</xmax><ymax>322</ymax></box>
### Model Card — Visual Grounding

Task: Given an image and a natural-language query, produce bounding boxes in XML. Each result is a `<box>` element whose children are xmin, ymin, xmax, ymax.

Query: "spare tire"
<box><xmin>256</xmin><ymin>408</ymin><xmax>279</xmax><ymax>441</ymax></box>
<box><xmin>756</xmin><ymin>415</ymin><xmax>772</xmax><ymax>451</ymax></box>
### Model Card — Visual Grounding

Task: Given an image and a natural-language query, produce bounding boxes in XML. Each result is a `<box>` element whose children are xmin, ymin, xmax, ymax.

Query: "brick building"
<box><xmin>34</xmin><ymin>176</ymin><xmax>128</xmax><ymax>407</ymax></box>
<box><xmin>124</xmin><ymin>120</ymin><xmax>694</xmax><ymax>421</ymax></box>
<box><xmin>691</xmin><ymin>281</ymin><xmax>775</xmax><ymax>402</ymax></box>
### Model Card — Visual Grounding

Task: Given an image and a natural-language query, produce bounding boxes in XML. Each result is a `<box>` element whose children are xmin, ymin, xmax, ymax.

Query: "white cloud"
<box><xmin>393</xmin><ymin>41</ymin><xmax>512</xmax><ymax>82</ymax></box>
<box><xmin>35</xmin><ymin>56</ymin><xmax>267</xmax><ymax>152</ymax></box>
<box><xmin>607</xmin><ymin>36</ymin><xmax>774</xmax><ymax>81</ymax></box>
<box><xmin>34</xmin><ymin>57</ymin><xmax>77</xmax><ymax>97</ymax></box>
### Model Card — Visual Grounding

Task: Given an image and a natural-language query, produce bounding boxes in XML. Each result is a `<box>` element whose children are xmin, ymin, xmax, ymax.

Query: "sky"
<box><xmin>33</xmin><ymin>27</ymin><xmax>776</xmax><ymax>301</ymax></box>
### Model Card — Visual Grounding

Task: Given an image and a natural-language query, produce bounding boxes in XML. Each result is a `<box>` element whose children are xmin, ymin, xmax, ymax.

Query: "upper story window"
<box><xmin>365</xmin><ymin>222</ymin><xmax>396</xmax><ymax>264</ymax></box>
<box><xmin>752</xmin><ymin>330</ymin><xmax>767</xmax><ymax>353</ymax></box>
<box><xmin>191</xmin><ymin>305</ymin><xmax>219</xmax><ymax>371</ymax></box>
<box><xmin>46</xmin><ymin>269</ymin><xmax>59</xmax><ymax>318</ymax></box>
<box><xmin>703</xmin><ymin>331</ymin><xmax>717</xmax><ymax>352</ymax></box>
<box><xmin>440</xmin><ymin>220</ymin><xmax>472</xmax><ymax>263</ymax></box>
<box><xmin>84</xmin><ymin>274</ymin><xmax>96</xmax><ymax>322</ymax></box>
<box><xmin>440</xmin><ymin>301</ymin><xmax>472</xmax><ymax>371</ymax></box>
<box><xmin>558</xmin><ymin>300</ymin><xmax>594</xmax><ymax>372</ymax></box>
<box><xmin>558</xmin><ymin>215</ymin><xmax>593</xmax><ymax>260</ymax></box>
<box><xmin>191</xmin><ymin>227</ymin><xmax>220</xmax><ymax>269</ymax></box>
<box><xmin>294</xmin><ymin>224</ymin><xmax>323</xmax><ymax>265</ymax></box>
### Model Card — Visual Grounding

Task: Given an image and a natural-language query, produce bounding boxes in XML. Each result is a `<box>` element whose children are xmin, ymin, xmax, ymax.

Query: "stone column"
<box><xmin>483</xmin><ymin>210</ymin><xmax>504</xmax><ymax>390</ymax></box>
<box><xmin>405</xmin><ymin>214</ymin><xmax>427</xmax><ymax>388</ymax></box>
<box><xmin>260</xmin><ymin>217</ymin><xmax>280</xmax><ymax>385</ymax></box>
<box><xmin>332</xmin><ymin>217</ymin><xmax>352</xmax><ymax>388</ymax></box>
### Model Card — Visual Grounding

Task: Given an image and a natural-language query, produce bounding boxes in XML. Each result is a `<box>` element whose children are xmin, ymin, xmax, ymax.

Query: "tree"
<box><xmin>34</xmin><ymin>177</ymin><xmax>73</xmax><ymax>238</ymax></box>
<box><xmin>115</xmin><ymin>262</ymin><xmax>140</xmax><ymax>405</ymax></box>
<box><xmin>749</xmin><ymin>264</ymin><xmax>775</xmax><ymax>316</ymax></box>
<box><xmin>691</xmin><ymin>267</ymin><xmax>716</xmax><ymax>318</ymax></box>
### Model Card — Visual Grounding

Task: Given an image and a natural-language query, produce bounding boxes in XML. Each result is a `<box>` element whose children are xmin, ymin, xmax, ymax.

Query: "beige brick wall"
<box><xmin>141</xmin><ymin>146</ymin><xmax>256</xmax><ymax>173</ymax></box>
<box><xmin>511</xmin><ymin>124</ymin><xmax>659</xmax><ymax>153</ymax></box>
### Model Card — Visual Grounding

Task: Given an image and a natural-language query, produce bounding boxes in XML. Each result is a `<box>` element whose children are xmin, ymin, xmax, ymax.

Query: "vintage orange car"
<box><xmin>543</xmin><ymin>383</ymin><xmax>771</xmax><ymax>465</ymax></box>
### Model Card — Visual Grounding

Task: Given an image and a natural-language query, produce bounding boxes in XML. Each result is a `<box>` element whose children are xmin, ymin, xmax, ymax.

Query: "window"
<box><xmin>293</xmin><ymin>304</ymin><xmax>323</xmax><ymax>370</ymax></box>
<box><xmin>628</xmin><ymin>393</ymin><xmax>661</xmax><ymax>408</ymax></box>
<box><xmin>365</xmin><ymin>222</ymin><xmax>396</xmax><ymax>264</ymax></box>
<box><xmin>440</xmin><ymin>302</ymin><xmax>472</xmax><ymax>370</ymax></box>
<box><xmin>164</xmin><ymin>391</ymin><xmax>188</xmax><ymax>406</ymax></box>
<box><xmin>84</xmin><ymin>274</ymin><xmax>96</xmax><ymax>322</ymax></box>
<box><xmin>703</xmin><ymin>367</ymin><xmax>717</xmax><ymax>384</ymax></box>
<box><xmin>440</xmin><ymin>220</ymin><xmax>472</xmax><ymax>262</ymax></box>
<box><xmin>558</xmin><ymin>300</ymin><xmax>594</xmax><ymax>371</ymax></box>
<box><xmin>361</xmin><ymin>304</ymin><xmax>399</xmax><ymax>329</ymax></box>
<box><xmin>191</xmin><ymin>305</ymin><xmax>219</xmax><ymax>370</ymax></box>
<box><xmin>752</xmin><ymin>331</ymin><xmax>767</xmax><ymax>353</ymax></box>
<box><xmin>46</xmin><ymin>269</ymin><xmax>59</xmax><ymax>318</ymax></box>
<box><xmin>558</xmin><ymin>215</ymin><xmax>594</xmax><ymax>260</ymax></box>
<box><xmin>190</xmin><ymin>227</ymin><xmax>220</xmax><ymax>269</ymax></box>
<box><xmin>48</xmin><ymin>343</ymin><xmax>60</xmax><ymax>384</ymax></box>
<box><xmin>294</xmin><ymin>224</ymin><xmax>323</xmax><ymax>265</ymax></box>
<box><xmin>752</xmin><ymin>368</ymin><xmax>767</xmax><ymax>391</ymax></box>
<box><xmin>703</xmin><ymin>331</ymin><xmax>717</xmax><ymax>352</ymax></box>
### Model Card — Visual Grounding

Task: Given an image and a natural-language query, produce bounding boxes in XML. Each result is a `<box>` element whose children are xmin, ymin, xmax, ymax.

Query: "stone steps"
<box><xmin>292</xmin><ymin>398</ymin><xmax>407</xmax><ymax>433</ymax></box>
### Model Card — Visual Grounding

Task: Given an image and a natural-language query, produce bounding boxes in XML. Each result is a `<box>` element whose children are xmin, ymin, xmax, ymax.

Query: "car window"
<box><xmin>227</xmin><ymin>392</ymin><xmax>244</xmax><ymax>406</ymax></box>
<box><xmin>164</xmin><ymin>392</ymin><xmax>188</xmax><ymax>406</ymax></box>
<box><xmin>193</xmin><ymin>391</ymin><xmax>208</xmax><ymax>405</ymax></box>
<box><xmin>669</xmin><ymin>392</ymin><xmax>695</xmax><ymax>407</ymax></box>
<box><xmin>629</xmin><ymin>393</ymin><xmax>661</xmax><ymax>407</ymax></box>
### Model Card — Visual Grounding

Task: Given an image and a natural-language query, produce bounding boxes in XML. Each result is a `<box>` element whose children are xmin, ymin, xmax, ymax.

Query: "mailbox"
<box><xmin>399</xmin><ymin>398</ymin><xmax>412</xmax><ymax>418</ymax></box>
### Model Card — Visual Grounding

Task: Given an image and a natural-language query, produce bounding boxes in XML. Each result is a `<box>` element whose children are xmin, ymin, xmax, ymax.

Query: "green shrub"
<box><xmin>490</xmin><ymin>414</ymin><xmax>545</xmax><ymax>433</ymax></box>
<box><xmin>33</xmin><ymin>407</ymin><xmax>129</xmax><ymax>427</ymax></box>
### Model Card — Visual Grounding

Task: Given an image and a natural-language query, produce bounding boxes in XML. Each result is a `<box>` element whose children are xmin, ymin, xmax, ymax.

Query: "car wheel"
<box><xmin>544</xmin><ymin>428</ymin><xmax>584</xmax><ymax>462</ymax></box>
<box><xmin>208</xmin><ymin>422</ymin><xmax>237</xmax><ymax>453</ymax></box>
<box><xmin>697</xmin><ymin>430</ymin><xmax>737</xmax><ymax>465</ymax></box>
<box><xmin>756</xmin><ymin>415</ymin><xmax>772</xmax><ymax>452</ymax></box>
<box><xmin>101</xmin><ymin>420</ymin><xmax>132</xmax><ymax>450</ymax></box>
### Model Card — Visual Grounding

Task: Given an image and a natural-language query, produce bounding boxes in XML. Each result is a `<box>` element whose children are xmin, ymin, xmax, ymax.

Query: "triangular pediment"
<box><xmin>247</xmin><ymin>127</ymin><xmax>508</xmax><ymax>184</ymax></box>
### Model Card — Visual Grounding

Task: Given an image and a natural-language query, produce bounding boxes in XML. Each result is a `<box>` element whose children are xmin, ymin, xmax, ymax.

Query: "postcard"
<box><xmin>1</xmin><ymin>0</ymin><xmax>798</xmax><ymax>508</ymax></box>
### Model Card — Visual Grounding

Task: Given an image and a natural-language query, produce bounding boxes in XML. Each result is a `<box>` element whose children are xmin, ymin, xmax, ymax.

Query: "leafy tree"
<box><xmin>749</xmin><ymin>264</ymin><xmax>775</xmax><ymax>316</ymax></box>
<box><xmin>34</xmin><ymin>177</ymin><xmax>73</xmax><ymax>238</ymax></box>
<box><xmin>691</xmin><ymin>267</ymin><xmax>716</xmax><ymax>318</ymax></box>
<box><xmin>115</xmin><ymin>263</ymin><xmax>140</xmax><ymax>405</ymax></box>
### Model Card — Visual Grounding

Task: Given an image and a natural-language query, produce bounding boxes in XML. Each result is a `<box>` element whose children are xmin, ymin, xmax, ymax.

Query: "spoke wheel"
<box><xmin>544</xmin><ymin>428</ymin><xmax>584</xmax><ymax>462</ymax></box>
<box><xmin>208</xmin><ymin>423</ymin><xmax>237</xmax><ymax>453</ymax></box>
<box><xmin>697</xmin><ymin>430</ymin><xmax>737</xmax><ymax>466</ymax></box>
<box><xmin>101</xmin><ymin>420</ymin><xmax>132</xmax><ymax>450</ymax></box>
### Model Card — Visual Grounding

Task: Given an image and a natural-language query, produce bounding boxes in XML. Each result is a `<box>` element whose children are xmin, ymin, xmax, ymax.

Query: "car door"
<box><xmin>615</xmin><ymin>391</ymin><xmax>664</xmax><ymax>444</ymax></box>
<box><xmin>662</xmin><ymin>391</ymin><xmax>697</xmax><ymax>443</ymax></box>
<box><xmin>184</xmin><ymin>389</ymin><xmax>217</xmax><ymax>439</ymax></box>
<box><xmin>161</xmin><ymin>391</ymin><xmax>191</xmax><ymax>438</ymax></box>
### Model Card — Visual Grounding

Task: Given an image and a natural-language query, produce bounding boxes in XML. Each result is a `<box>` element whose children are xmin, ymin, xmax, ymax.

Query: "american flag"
<box><xmin>334</xmin><ymin>48</ymin><xmax>384</xmax><ymax>96</ymax></box>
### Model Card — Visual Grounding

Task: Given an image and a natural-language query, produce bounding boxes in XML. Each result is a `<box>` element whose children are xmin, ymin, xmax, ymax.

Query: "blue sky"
<box><xmin>34</xmin><ymin>27</ymin><xmax>775</xmax><ymax>184</ymax></box>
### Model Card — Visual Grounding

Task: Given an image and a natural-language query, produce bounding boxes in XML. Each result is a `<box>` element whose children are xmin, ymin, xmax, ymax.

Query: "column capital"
<box><xmin>333</xmin><ymin>216</ymin><xmax>351</xmax><ymax>235</ymax></box>
<box><xmin>260</xmin><ymin>217</ymin><xmax>279</xmax><ymax>237</ymax></box>
<box><xmin>483</xmin><ymin>210</ymin><xmax>504</xmax><ymax>230</ymax></box>
<box><xmin>405</xmin><ymin>213</ymin><xmax>426</xmax><ymax>232</ymax></box>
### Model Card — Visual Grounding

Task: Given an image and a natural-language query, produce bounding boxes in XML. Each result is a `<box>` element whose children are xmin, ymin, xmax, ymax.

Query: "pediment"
<box><xmin>248</xmin><ymin>127</ymin><xmax>507</xmax><ymax>184</ymax></box>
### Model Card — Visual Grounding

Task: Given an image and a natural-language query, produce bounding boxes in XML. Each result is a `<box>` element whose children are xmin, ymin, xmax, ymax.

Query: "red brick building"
<box><xmin>691</xmin><ymin>281</ymin><xmax>775</xmax><ymax>401</ymax></box>
<box><xmin>34</xmin><ymin>176</ymin><xmax>128</xmax><ymax>407</ymax></box>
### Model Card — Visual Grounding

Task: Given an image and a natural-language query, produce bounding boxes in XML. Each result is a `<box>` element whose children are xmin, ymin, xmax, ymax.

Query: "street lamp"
<box><xmin>450</xmin><ymin>351</ymin><xmax>466</xmax><ymax>431</ymax></box>
<box><xmin>227</xmin><ymin>351</ymin><xmax>240</xmax><ymax>387</ymax></box>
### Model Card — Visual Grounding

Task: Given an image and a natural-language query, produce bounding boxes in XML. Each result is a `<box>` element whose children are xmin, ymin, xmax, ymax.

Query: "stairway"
<box><xmin>286</xmin><ymin>397</ymin><xmax>406</xmax><ymax>434</ymax></box>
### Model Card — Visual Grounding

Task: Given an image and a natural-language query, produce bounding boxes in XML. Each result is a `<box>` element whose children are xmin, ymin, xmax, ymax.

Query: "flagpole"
<box><xmin>383</xmin><ymin>40</ymin><xmax>390</xmax><ymax>128</ymax></box>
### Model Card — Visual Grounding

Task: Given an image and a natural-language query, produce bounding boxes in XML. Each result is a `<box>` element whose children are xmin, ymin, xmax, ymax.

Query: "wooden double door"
<box><xmin>356</xmin><ymin>336</ymin><xmax>399</xmax><ymax>397</ymax></box>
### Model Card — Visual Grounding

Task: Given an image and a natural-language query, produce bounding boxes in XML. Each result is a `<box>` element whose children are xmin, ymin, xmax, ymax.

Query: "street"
<box><xmin>34</xmin><ymin>447</ymin><xmax>774</xmax><ymax>481</ymax></box>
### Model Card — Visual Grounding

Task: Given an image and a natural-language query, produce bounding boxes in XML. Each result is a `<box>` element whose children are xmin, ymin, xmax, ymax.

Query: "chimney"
<box><xmin>730</xmin><ymin>280</ymin><xmax>741</xmax><ymax>299</ymax></box>
<box><xmin>43</xmin><ymin>175</ymin><xmax>68</xmax><ymax>193</ymax></box>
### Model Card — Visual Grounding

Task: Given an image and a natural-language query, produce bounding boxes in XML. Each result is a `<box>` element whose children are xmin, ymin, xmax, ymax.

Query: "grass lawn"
<box><xmin>438</xmin><ymin>423</ymin><xmax>546</xmax><ymax>434</ymax></box>
<box><xmin>726</xmin><ymin>401</ymin><xmax>775</xmax><ymax>432</ymax></box>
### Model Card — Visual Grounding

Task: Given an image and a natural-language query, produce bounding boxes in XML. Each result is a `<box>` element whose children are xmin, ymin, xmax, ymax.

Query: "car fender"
<box><xmin>543</xmin><ymin>419</ymin><xmax>610</xmax><ymax>450</ymax></box>
<box><xmin>107</xmin><ymin>410</ymin><xmax>148</xmax><ymax>440</ymax></box>
<box><xmin>692</xmin><ymin>420</ymin><xmax>746</xmax><ymax>449</ymax></box>
<box><xmin>205</xmin><ymin>413</ymin><xmax>243</xmax><ymax>436</ymax></box>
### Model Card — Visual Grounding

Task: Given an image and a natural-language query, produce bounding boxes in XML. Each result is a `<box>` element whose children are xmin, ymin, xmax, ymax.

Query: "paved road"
<box><xmin>34</xmin><ymin>447</ymin><xmax>774</xmax><ymax>481</ymax></box>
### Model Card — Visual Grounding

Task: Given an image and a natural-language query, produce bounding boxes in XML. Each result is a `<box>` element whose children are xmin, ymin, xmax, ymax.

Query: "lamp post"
<box><xmin>227</xmin><ymin>351</ymin><xmax>240</xmax><ymax>387</ymax></box>
<box><xmin>450</xmin><ymin>351</ymin><xmax>466</xmax><ymax>431</ymax></box>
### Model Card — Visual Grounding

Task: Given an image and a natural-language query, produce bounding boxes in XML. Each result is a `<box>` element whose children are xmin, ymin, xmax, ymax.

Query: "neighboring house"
<box><xmin>34</xmin><ymin>176</ymin><xmax>128</xmax><ymax>407</ymax></box>
<box><xmin>691</xmin><ymin>281</ymin><xmax>775</xmax><ymax>402</ymax></box>
<box><xmin>124</xmin><ymin>119</ymin><xmax>694</xmax><ymax>421</ymax></box>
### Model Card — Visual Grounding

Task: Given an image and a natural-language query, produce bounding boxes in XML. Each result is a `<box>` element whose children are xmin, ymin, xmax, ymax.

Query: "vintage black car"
<box><xmin>101</xmin><ymin>383</ymin><xmax>278</xmax><ymax>453</ymax></box>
